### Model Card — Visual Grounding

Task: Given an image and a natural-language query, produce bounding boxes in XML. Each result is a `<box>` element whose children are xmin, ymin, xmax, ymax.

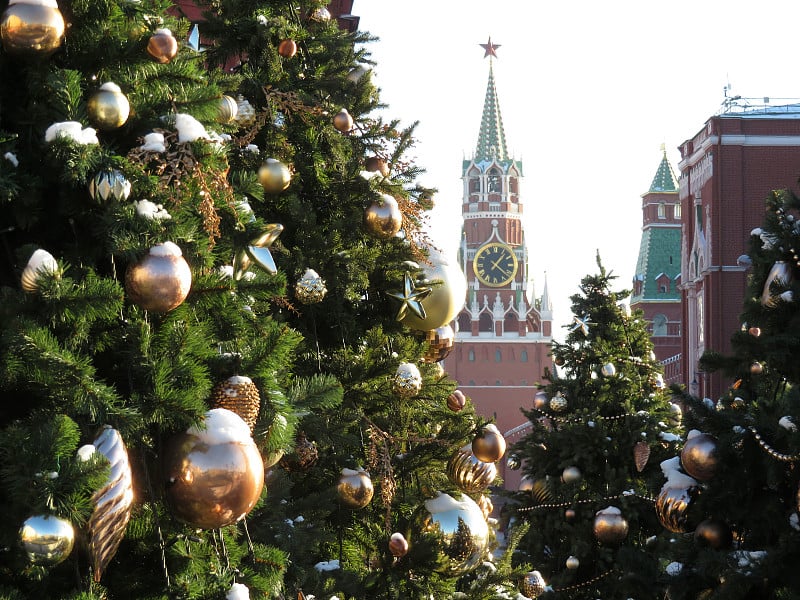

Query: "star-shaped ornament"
<box><xmin>233</xmin><ymin>223</ymin><xmax>284</xmax><ymax>280</ymax></box>
<box><xmin>480</xmin><ymin>37</ymin><xmax>500</xmax><ymax>59</ymax></box>
<box><xmin>570</xmin><ymin>314</ymin><xmax>592</xmax><ymax>336</ymax></box>
<box><xmin>388</xmin><ymin>272</ymin><xmax>432</xmax><ymax>321</ymax></box>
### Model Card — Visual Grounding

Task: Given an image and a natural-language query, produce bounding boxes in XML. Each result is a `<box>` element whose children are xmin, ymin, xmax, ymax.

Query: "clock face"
<box><xmin>473</xmin><ymin>243</ymin><xmax>518</xmax><ymax>287</ymax></box>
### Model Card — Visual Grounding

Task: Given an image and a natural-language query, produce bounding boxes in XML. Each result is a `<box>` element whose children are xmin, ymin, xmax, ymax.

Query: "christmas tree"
<box><xmin>660</xmin><ymin>188</ymin><xmax>800</xmax><ymax>599</ymax></box>
<box><xmin>509</xmin><ymin>255</ymin><xmax>682</xmax><ymax>599</ymax></box>
<box><xmin>0</xmin><ymin>1</ymin><xmax>527</xmax><ymax>598</ymax></box>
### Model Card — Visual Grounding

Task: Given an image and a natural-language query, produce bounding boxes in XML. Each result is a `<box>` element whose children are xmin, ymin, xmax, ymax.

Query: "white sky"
<box><xmin>356</xmin><ymin>1</ymin><xmax>800</xmax><ymax>339</ymax></box>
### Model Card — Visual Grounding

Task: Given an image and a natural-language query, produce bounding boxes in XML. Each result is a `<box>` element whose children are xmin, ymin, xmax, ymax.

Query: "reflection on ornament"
<box><xmin>294</xmin><ymin>268</ymin><xmax>327</xmax><ymax>304</ymax></box>
<box><xmin>389</xmin><ymin>532</ymin><xmax>408</xmax><ymax>557</ymax></box>
<box><xmin>89</xmin><ymin>169</ymin><xmax>131</xmax><ymax>203</ymax></box>
<box><xmin>333</xmin><ymin>108</ymin><xmax>353</xmax><ymax>133</ymax></box>
<box><xmin>561</xmin><ymin>466</ymin><xmax>581</xmax><ymax>484</ymax></box>
<box><xmin>393</xmin><ymin>362</ymin><xmax>422</xmax><ymax>398</ymax></box>
<box><xmin>472</xmin><ymin>424</ymin><xmax>506</xmax><ymax>463</ymax></box>
<box><xmin>694</xmin><ymin>518</ymin><xmax>732</xmax><ymax>549</ymax></box>
<box><xmin>761</xmin><ymin>261</ymin><xmax>793</xmax><ymax>307</ymax></box>
<box><xmin>593</xmin><ymin>506</ymin><xmax>628</xmax><ymax>545</ymax></box>
<box><xmin>21</xmin><ymin>248</ymin><xmax>58</xmax><ymax>293</ymax></box>
<box><xmin>278</xmin><ymin>38</ymin><xmax>297</xmax><ymax>58</ymax></box>
<box><xmin>147</xmin><ymin>28</ymin><xmax>178</xmax><ymax>63</ymax></box>
<box><xmin>521</xmin><ymin>570</ymin><xmax>547</xmax><ymax>598</ymax></box>
<box><xmin>163</xmin><ymin>409</ymin><xmax>264</xmax><ymax>529</ymax></box>
<box><xmin>217</xmin><ymin>95</ymin><xmax>239</xmax><ymax>123</ymax></box>
<box><xmin>19</xmin><ymin>514</ymin><xmax>74</xmax><ymax>565</ymax></box>
<box><xmin>389</xmin><ymin>272</ymin><xmax>432</xmax><ymax>322</ymax></box>
<box><xmin>364</xmin><ymin>194</ymin><xmax>402</xmax><ymax>239</ymax></box>
<box><xmin>337</xmin><ymin>467</ymin><xmax>373</xmax><ymax>509</ymax></box>
<box><xmin>656</xmin><ymin>484</ymin><xmax>696</xmax><ymax>533</ymax></box>
<box><xmin>210</xmin><ymin>375</ymin><xmax>260</xmax><ymax>432</ymax></box>
<box><xmin>409</xmin><ymin>492</ymin><xmax>489</xmax><ymax>575</ymax></box>
<box><xmin>233</xmin><ymin>223</ymin><xmax>284</xmax><ymax>279</ymax></box>
<box><xmin>88</xmin><ymin>427</ymin><xmax>133</xmax><ymax>581</ymax></box>
<box><xmin>447</xmin><ymin>446</ymin><xmax>497</xmax><ymax>493</ymax></box>
<box><xmin>87</xmin><ymin>83</ymin><xmax>130</xmax><ymax>131</ymax></box>
<box><xmin>0</xmin><ymin>0</ymin><xmax>65</xmax><ymax>57</ymax></box>
<box><xmin>447</xmin><ymin>390</ymin><xmax>466</xmax><ymax>412</ymax></box>
<box><xmin>125</xmin><ymin>242</ymin><xmax>192</xmax><ymax>312</ymax></box>
<box><xmin>422</xmin><ymin>324</ymin><xmax>455</xmax><ymax>362</ymax></box>
<box><xmin>258</xmin><ymin>158</ymin><xmax>292</xmax><ymax>193</ymax></box>
<box><xmin>566</xmin><ymin>555</ymin><xmax>580</xmax><ymax>570</ymax></box>
<box><xmin>398</xmin><ymin>249</ymin><xmax>467</xmax><ymax>331</ymax></box>
<box><xmin>680</xmin><ymin>432</ymin><xmax>718</xmax><ymax>481</ymax></box>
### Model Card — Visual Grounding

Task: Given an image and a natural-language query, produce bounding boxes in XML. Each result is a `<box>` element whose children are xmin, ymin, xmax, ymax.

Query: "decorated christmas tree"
<box><xmin>0</xmin><ymin>1</ymin><xmax>528</xmax><ymax>598</ymax></box>
<box><xmin>508</xmin><ymin>255</ymin><xmax>682</xmax><ymax>599</ymax></box>
<box><xmin>659</xmin><ymin>188</ymin><xmax>800</xmax><ymax>599</ymax></box>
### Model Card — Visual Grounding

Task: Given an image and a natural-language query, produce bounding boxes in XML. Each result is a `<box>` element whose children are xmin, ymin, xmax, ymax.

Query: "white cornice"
<box><xmin>679</xmin><ymin>133</ymin><xmax>800</xmax><ymax>170</ymax></box>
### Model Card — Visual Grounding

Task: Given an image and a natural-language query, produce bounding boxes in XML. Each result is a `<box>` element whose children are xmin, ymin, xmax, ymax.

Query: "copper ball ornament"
<box><xmin>125</xmin><ymin>242</ymin><xmax>192</xmax><ymax>313</ymax></box>
<box><xmin>694</xmin><ymin>518</ymin><xmax>732</xmax><ymax>549</ymax></box>
<box><xmin>333</xmin><ymin>108</ymin><xmax>353</xmax><ymax>133</ymax></box>
<box><xmin>89</xmin><ymin>169</ymin><xmax>131</xmax><ymax>203</ymax></box>
<box><xmin>277</xmin><ymin>38</ymin><xmax>297</xmax><ymax>58</ymax></box>
<box><xmin>422</xmin><ymin>324</ymin><xmax>455</xmax><ymax>363</ymax></box>
<box><xmin>294</xmin><ymin>268</ymin><xmax>327</xmax><ymax>304</ymax></box>
<box><xmin>408</xmin><ymin>492</ymin><xmax>489</xmax><ymax>575</ymax></box>
<box><xmin>365</xmin><ymin>156</ymin><xmax>389</xmax><ymax>177</ymax></box>
<box><xmin>565</xmin><ymin>508</ymin><xmax>576</xmax><ymax>521</ymax></box>
<box><xmin>337</xmin><ymin>467</ymin><xmax>374</xmax><ymax>509</ymax></box>
<box><xmin>217</xmin><ymin>95</ymin><xmax>239</xmax><ymax>124</ymax></box>
<box><xmin>521</xmin><ymin>570</ymin><xmax>547</xmax><ymax>598</ymax></box>
<box><xmin>656</xmin><ymin>484</ymin><xmax>696</xmax><ymax>533</ymax></box>
<box><xmin>258</xmin><ymin>158</ymin><xmax>292</xmax><ymax>194</ymax></box>
<box><xmin>680</xmin><ymin>432</ymin><xmax>719</xmax><ymax>482</ymax></box>
<box><xmin>19</xmin><ymin>514</ymin><xmax>74</xmax><ymax>565</ymax></box>
<box><xmin>147</xmin><ymin>28</ymin><xmax>178</xmax><ymax>63</ymax></box>
<box><xmin>447</xmin><ymin>446</ymin><xmax>497</xmax><ymax>493</ymax></box>
<box><xmin>87</xmin><ymin>83</ymin><xmax>130</xmax><ymax>131</ymax></box>
<box><xmin>0</xmin><ymin>0</ymin><xmax>65</xmax><ymax>57</ymax></box>
<box><xmin>210</xmin><ymin>376</ymin><xmax>261</xmax><ymax>432</ymax></box>
<box><xmin>364</xmin><ymin>194</ymin><xmax>402</xmax><ymax>239</ymax></box>
<box><xmin>389</xmin><ymin>532</ymin><xmax>408</xmax><ymax>558</ymax></box>
<box><xmin>593</xmin><ymin>506</ymin><xmax>629</xmax><ymax>545</ymax></box>
<box><xmin>472</xmin><ymin>423</ymin><xmax>506</xmax><ymax>463</ymax></box>
<box><xmin>398</xmin><ymin>248</ymin><xmax>468</xmax><ymax>331</ymax></box>
<box><xmin>163</xmin><ymin>409</ymin><xmax>264</xmax><ymax>529</ymax></box>
<box><xmin>393</xmin><ymin>362</ymin><xmax>422</xmax><ymax>398</ymax></box>
<box><xmin>447</xmin><ymin>389</ymin><xmax>466</xmax><ymax>412</ymax></box>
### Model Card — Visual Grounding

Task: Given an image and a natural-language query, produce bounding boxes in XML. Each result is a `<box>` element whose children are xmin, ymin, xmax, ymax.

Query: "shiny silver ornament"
<box><xmin>294</xmin><ymin>268</ymin><xmax>327</xmax><ymax>304</ymax></box>
<box><xmin>447</xmin><ymin>389</ymin><xmax>466</xmax><ymax>412</ymax></box>
<box><xmin>521</xmin><ymin>570</ymin><xmax>547</xmax><ymax>598</ymax></box>
<box><xmin>21</xmin><ymin>248</ymin><xmax>58</xmax><ymax>293</ymax></box>
<box><xmin>761</xmin><ymin>260</ymin><xmax>793</xmax><ymax>307</ymax></box>
<box><xmin>89</xmin><ymin>169</ymin><xmax>131</xmax><ymax>203</ymax></box>
<box><xmin>389</xmin><ymin>532</ymin><xmax>408</xmax><ymax>557</ymax></box>
<box><xmin>235</xmin><ymin>95</ymin><xmax>256</xmax><ymax>127</ymax></box>
<box><xmin>447</xmin><ymin>446</ymin><xmax>497</xmax><ymax>493</ymax></box>
<box><xmin>333</xmin><ymin>108</ymin><xmax>353</xmax><ymax>133</ymax></box>
<box><xmin>19</xmin><ymin>514</ymin><xmax>74</xmax><ymax>566</ymax></box>
<box><xmin>337</xmin><ymin>467</ymin><xmax>373</xmax><ymax>509</ymax></box>
<box><xmin>600</xmin><ymin>362</ymin><xmax>616</xmax><ymax>377</ymax></box>
<box><xmin>217</xmin><ymin>95</ymin><xmax>239</xmax><ymax>124</ymax></box>
<box><xmin>533</xmin><ymin>391</ymin><xmax>549</xmax><ymax>411</ymax></box>
<box><xmin>310</xmin><ymin>7</ymin><xmax>331</xmax><ymax>21</ymax></box>
<box><xmin>506</xmin><ymin>453</ymin><xmax>520</xmax><ymax>470</ymax></box>
<box><xmin>393</xmin><ymin>362</ymin><xmax>422</xmax><ymax>398</ymax></box>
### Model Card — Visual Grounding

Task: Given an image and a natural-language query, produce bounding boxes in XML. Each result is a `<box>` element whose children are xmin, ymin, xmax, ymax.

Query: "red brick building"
<box><xmin>679</xmin><ymin>99</ymin><xmax>800</xmax><ymax>400</ymax></box>
<box><xmin>443</xmin><ymin>45</ymin><xmax>553</xmax><ymax>491</ymax></box>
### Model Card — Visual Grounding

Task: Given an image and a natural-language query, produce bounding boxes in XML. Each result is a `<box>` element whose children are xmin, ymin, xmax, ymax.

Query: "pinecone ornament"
<box><xmin>634</xmin><ymin>440</ymin><xmax>651</xmax><ymax>472</ymax></box>
<box><xmin>210</xmin><ymin>376</ymin><xmax>260</xmax><ymax>432</ymax></box>
<box><xmin>280</xmin><ymin>431</ymin><xmax>319</xmax><ymax>472</ymax></box>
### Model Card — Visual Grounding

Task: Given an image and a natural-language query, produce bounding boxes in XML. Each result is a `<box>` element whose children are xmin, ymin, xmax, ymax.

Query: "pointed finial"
<box><xmin>480</xmin><ymin>37</ymin><xmax>500</xmax><ymax>59</ymax></box>
<box><xmin>660</xmin><ymin>142</ymin><xmax>666</xmax><ymax>155</ymax></box>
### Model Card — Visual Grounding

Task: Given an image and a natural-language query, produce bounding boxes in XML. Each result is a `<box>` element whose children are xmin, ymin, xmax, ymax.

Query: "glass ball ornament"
<box><xmin>561</xmin><ymin>466</ymin><xmax>582</xmax><ymax>484</ymax></box>
<box><xmin>565</xmin><ymin>508</ymin><xmax>576</xmax><ymax>521</ymax></box>
<box><xmin>408</xmin><ymin>492</ymin><xmax>489</xmax><ymax>575</ymax></box>
<box><xmin>310</xmin><ymin>6</ymin><xmax>331</xmax><ymax>21</ymax></box>
<box><xmin>694</xmin><ymin>518</ymin><xmax>732</xmax><ymax>549</ymax></box>
<box><xmin>549</xmin><ymin>391</ymin><xmax>568</xmax><ymax>412</ymax></box>
<box><xmin>533</xmin><ymin>391</ymin><xmax>549</xmax><ymax>411</ymax></box>
<box><xmin>422</xmin><ymin>324</ymin><xmax>455</xmax><ymax>363</ymax></box>
<box><xmin>393</xmin><ymin>362</ymin><xmax>422</xmax><ymax>398</ymax></box>
<box><xmin>600</xmin><ymin>362</ymin><xmax>616</xmax><ymax>377</ymax></box>
<box><xmin>87</xmin><ymin>83</ymin><xmax>130</xmax><ymax>131</ymax></box>
<box><xmin>389</xmin><ymin>532</ymin><xmax>408</xmax><ymax>558</ymax></box>
<box><xmin>125</xmin><ymin>242</ymin><xmax>192</xmax><ymax>313</ymax></box>
<box><xmin>294</xmin><ymin>268</ymin><xmax>327</xmax><ymax>304</ymax></box>
<box><xmin>364</xmin><ymin>193</ymin><xmax>402</xmax><ymax>239</ymax></box>
<box><xmin>521</xmin><ymin>570</ymin><xmax>547</xmax><ymax>598</ymax></box>
<box><xmin>447</xmin><ymin>446</ymin><xmax>498</xmax><ymax>493</ymax></box>
<box><xmin>447</xmin><ymin>389</ymin><xmax>466</xmax><ymax>412</ymax></box>
<box><xmin>19</xmin><ymin>514</ymin><xmax>74</xmax><ymax>565</ymax></box>
<box><xmin>656</xmin><ymin>484</ymin><xmax>696</xmax><ymax>533</ymax></box>
<box><xmin>337</xmin><ymin>467</ymin><xmax>373</xmax><ymax>509</ymax></box>
<box><xmin>162</xmin><ymin>409</ymin><xmax>264</xmax><ymax>529</ymax></box>
<box><xmin>761</xmin><ymin>260</ymin><xmax>793</xmax><ymax>307</ymax></box>
<box><xmin>277</xmin><ymin>38</ymin><xmax>297</xmax><ymax>58</ymax></box>
<box><xmin>333</xmin><ymin>108</ymin><xmax>354</xmax><ymax>133</ymax></box>
<box><xmin>593</xmin><ymin>506</ymin><xmax>629</xmax><ymax>545</ymax></box>
<box><xmin>217</xmin><ymin>95</ymin><xmax>239</xmax><ymax>124</ymax></box>
<box><xmin>472</xmin><ymin>423</ymin><xmax>506</xmax><ymax>463</ymax></box>
<box><xmin>0</xmin><ymin>0</ymin><xmax>65</xmax><ymax>57</ymax></box>
<box><xmin>89</xmin><ymin>169</ymin><xmax>131</xmax><ymax>203</ymax></box>
<box><xmin>668</xmin><ymin>402</ymin><xmax>683</xmax><ymax>427</ymax></box>
<box><xmin>147</xmin><ymin>28</ymin><xmax>178</xmax><ymax>63</ymax></box>
<box><xmin>506</xmin><ymin>453</ymin><xmax>521</xmax><ymax>470</ymax></box>
<box><xmin>21</xmin><ymin>248</ymin><xmax>58</xmax><ymax>293</ymax></box>
<box><xmin>750</xmin><ymin>361</ymin><xmax>764</xmax><ymax>375</ymax></box>
<box><xmin>398</xmin><ymin>247</ymin><xmax>467</xmax><ymax>331</ymax></box>
<box><xmin>680</xmin><ymin>431</ymin><xmax>719</xmax><ymax>481</ymax></box>
<box><xmin>258</xmin><ymin>158</ymin><xmax>292</xmax><ymax>194</ymax></box>
<box><xmin>566</xmin><ymin>555</ymin><xmax>580</xmax><ymax>570</ymax></box>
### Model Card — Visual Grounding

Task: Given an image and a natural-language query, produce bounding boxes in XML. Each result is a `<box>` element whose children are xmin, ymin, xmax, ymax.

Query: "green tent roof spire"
<box><xmin>475</xmin><ymin>54</ymin><xmax>509</xmax><ymax>162</ymax></box>
<box><xmin>649</xmin><ymin>145</ymin><xmax>678</xmax><ymax>192</ymax></box>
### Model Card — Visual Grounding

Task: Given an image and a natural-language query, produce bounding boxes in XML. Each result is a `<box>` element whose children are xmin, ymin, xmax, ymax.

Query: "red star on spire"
<box><xmin>480</xmin><ymin>37</ymin><xmax>500</xmax><ymax>59</ymax></box>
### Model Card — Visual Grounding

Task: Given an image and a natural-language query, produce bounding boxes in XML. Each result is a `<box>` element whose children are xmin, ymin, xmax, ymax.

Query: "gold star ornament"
<box><xmin>388</xmin><ymin>273</ymin><xmax>432</xmax><ymax>321</ymax></box>
<box><xmin>233</xmin><ymin>223</ymin><xmax>284</xmax><ymax>280</ymax></box>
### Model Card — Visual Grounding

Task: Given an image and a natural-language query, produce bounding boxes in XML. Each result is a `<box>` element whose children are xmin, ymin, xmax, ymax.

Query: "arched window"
<box><xmin>488</xmin><ymin>168</ymin><xmax>502</xmax><ymax>193</ymax></box>
<box><xmin>479</xmin><ymin>313</ymin><xmax>493</xmax><ymax>332</ymax></box>
<box><xmin>653</xmin><ymin>314</ymin><xmax>668</xmax><ymax>336</ymax></box>
<box><xmin>468</xmin><ymin>349</ymin><xmax>475</xmax><ymax>362</ymax></box>
<box><xmin>495</xmin><ymin>349</ymin><xmax>502</xmax><ymax>363</ymax></box>
<box><xmin>458</xmin><ymin>313</ymin><xmax>471</xmax><ymax>333</ymax></box>
<box><xmin>520</xmin><ymin>349</ymin><xmax>528</xmax><ymax>363</ymax></box>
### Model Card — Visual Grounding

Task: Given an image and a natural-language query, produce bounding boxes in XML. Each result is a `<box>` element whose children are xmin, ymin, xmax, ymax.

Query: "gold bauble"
<box><xmin>422</xmin><ymin>324</ymin><xmax>455</xmax><ymax>363</ymax></box>
<box><xmin>447</xmin><ymin>446</ymin><xmax>497</xmax><ymax>493</ymax></box>
<box><xmin>19</xmin><ymin>514</ymin><xmax>74</xmax><ymax>566</ymax></box>
<box><xmin>364</xmin><ymin>194</ymin><xmax>402</xmax><ymax>239</ymax></box>
<box><xmin>294</xmin><ymin>268</ymin><xmax>327</xmax><ymax>304</ymax></box>
<box><xmin>409</xmin><ymin>492</ymin><xmax>489</xmax><ymax>575</ymax></box>
<box><xmin>87</xmin><ymin>83</ymin><xmax>130</xmax><ymax>131</ymax></box>
<box><xmin>365</xmin><ymin>156</ymin><xmax>389</xmax><ymax>177</ymax></box>
<box><xmin>549</xmin><ymin>391</ymin><xmax>568</xmax><ymax>412</ymax></box>
<box><xmin>258</xmin><ymin>158</ymin><xmax>291</xmax><ymax>193</ymax></box>
<box><xmin>147</xmin><ymin>28</ymin><xmax>178</xmax><ymax>64</ymax></box>
<box><xmin>566</xmin><ymin>555</ymin><xmax>580</xmax><ymax>570</ymax></box>
<box><xmin>0</xmin><ymin>0</ymin><xmax>65</xmax><ymax>57</ymax></box>
<box><xmin>125</xmin><ymin>242</ymin><xmax>192</xmax><ymax>313</ymax></box>
<box><xmin>393</xmin><ymin>362</ymin><xmax>422</xmax><ymax>398</ymax></box>
<box><xmin>656</xmin><ymin>484</ymin><xmax>696</xmax><ymax>533</ymax></box>
<box><xmin>593</xmin><ymin>507</ymin><xmax>629</xmax><ymax>545</ymax></box>
<box><xmin>277</xmin><ymin>38</ymin><xmax>297</xmax><ymax>58</ymax></box>
<box><xmin>333</xmin><ymin>108</ymin><xmax>353</xmax><ymax>132</ymax></box>
<box><xmin>389</xmin><ymin>532</ymin><xmax>408</xmax><ymax>557</ymax></box>
<box><xmin>472</xmin><ymin>423</ymin><xmax>506</xmax><ymax>463</ymax></box>
<box><xmin>521</xmin><ymin>570</ymin><xmax>547</xmax><ymax>598</ymax></box>
<box><xmin>447</xmin><ymin>389</ymin><xmax>466</xmax><ymax>412</ymax></box>
<box><xmin>21</xmin><ymin>248</ymin><xmax>58</xmax><ymax>293</ymax></box>
<box><xmin>163</xmin><ymin>409</ymin><xmax>264</xmax><ymax>529</ymax></box>
<box><xmin>694</xmin><ymin>518</ymin><xmax>732</xmax><ymax>549</ymax></box>
<box><xmin>210</xmin><ymin>375</ymin><xmax>261</xmax><ymax>432</ymax></box>
<box><xmin>217</xmin><ymin>95</ymin><xmax>239</xmax><ymax>124</ymax></box>
<box><xmin>89</xmin><ymin>168</ymin><xmax>131</xmax><ymax>203</ymax></box>
<box><xmin>398</xmin><ymin>249</ymin><xmax>467</xmax><ymax>331</ymax></box>
<box><xmin>680</xmin><ymin>432</ymin><xmax>719</xmax><ymax>482</ymax></box>
<box><xmin>337</xmin><ymin>467</ymin><xmax>374</xmax><ymax>509</ymax></box>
